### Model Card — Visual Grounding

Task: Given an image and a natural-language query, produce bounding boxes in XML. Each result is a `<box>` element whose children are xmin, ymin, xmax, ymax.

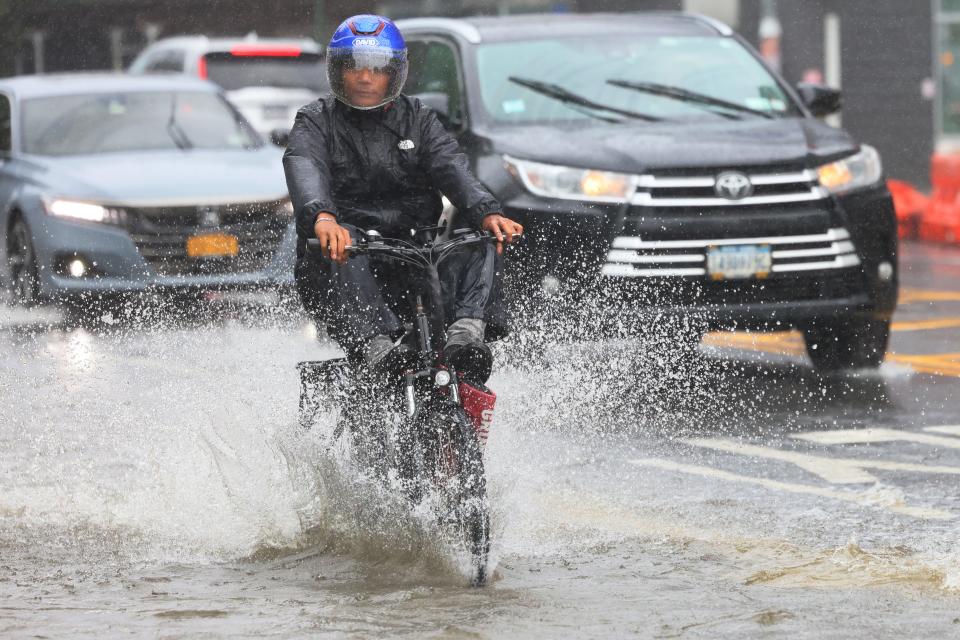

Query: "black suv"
<box><xmin>396</xmin><ymin>12</ymin><xmax>898</xmax><ymax>371</ymax></box>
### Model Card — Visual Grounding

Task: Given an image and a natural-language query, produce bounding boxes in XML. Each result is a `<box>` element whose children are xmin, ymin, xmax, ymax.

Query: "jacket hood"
<box><xmin>484</xmin><ymin>116</ymin><xmax>858</xmax><ymax>173</ymax></box>
<box><xmin>33</xmin><ymin>147</ymin><xmax>287</xmax><ymax>206</ymax></box>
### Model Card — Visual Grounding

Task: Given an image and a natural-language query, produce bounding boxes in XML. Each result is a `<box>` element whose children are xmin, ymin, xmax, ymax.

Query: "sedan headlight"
<box><xmin>816</xmin><ymin>145</ymin><xmax>883</xmax><ymax>195</ymax></box>
<box><xmin>504</xmin><ymin>155</ymin><xmax>634</xmax><ymax>203</ymax></box>
<box><xmin>44</xmin><ymin>198</ymin><xmax>127</xmax><ymax>225</ymax></box>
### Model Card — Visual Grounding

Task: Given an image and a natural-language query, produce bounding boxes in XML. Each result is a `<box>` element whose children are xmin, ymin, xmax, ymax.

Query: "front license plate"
<box><xmin>706</xmin><ymin>244</ymin><xmax>771</xmax><ymax>280</ymax></box>
<box><xmin>186</xmin><ymin>233</ymin><xmax>238</xmax><ymax>258</ymax></box>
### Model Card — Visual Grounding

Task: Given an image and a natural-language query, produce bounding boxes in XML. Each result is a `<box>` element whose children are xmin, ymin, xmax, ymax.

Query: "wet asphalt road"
<box><xmin>1</xmin><ymin>239</ymin><xmax>959</xmax><ymax>638</ymax></box>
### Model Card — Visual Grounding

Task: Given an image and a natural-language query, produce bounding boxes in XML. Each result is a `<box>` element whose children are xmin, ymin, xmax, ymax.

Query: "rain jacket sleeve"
<box><xmin>283</xmin><ymin>105</ymin><xmax>339</xmax><ymax>241</ymax></box>
<box><xmin>418</xmin><ymin>108</ymin><xmax>501</xmax><ymax>229</ymax></box>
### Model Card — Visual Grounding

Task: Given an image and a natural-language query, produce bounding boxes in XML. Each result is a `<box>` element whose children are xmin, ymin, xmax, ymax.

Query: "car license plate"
<box><xmin>706</xmin><ymin>244</ymin><xmax>771</xmax><ymax>280</ymax></box>
<box><xmin>186</xmin><ymin>233</ymin><xmax>238</xmax><ymax>258</ymax></box>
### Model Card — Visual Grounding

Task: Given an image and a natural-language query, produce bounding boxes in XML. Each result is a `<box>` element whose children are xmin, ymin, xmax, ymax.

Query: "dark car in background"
<box><xmin>129</xmin><ymin>36</ymin><xmax>327</xmax><ymax>140</ymax></box>
<box><xmin>0</xmin><ymin>74</ymin><xmax>294</xmax><ymax>306</ymax></box>
<box><xmin>396</xmin><ymin>12</ymin><xmax>898</xmax><ymax>371</ymax></box>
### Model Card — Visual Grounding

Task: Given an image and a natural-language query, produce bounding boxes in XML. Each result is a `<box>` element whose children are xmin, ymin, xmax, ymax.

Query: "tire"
<box><xmin>424</xmin><ymin>402</ymin><xmax>490</xmax><ymax>586</ymax></box>
<box><xmin>801</xmin><ymin>316</ymin><xmax>890</xmax><ymax>372</ymax></box>
<box><xmin>7</xmin><ymin>217</ymin><xmax>40</xmax><ymax>307</ymax></box>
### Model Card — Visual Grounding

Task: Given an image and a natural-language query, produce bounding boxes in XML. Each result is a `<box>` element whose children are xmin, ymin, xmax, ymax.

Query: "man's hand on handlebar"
<box><xmin>314</xmin><ymin>213</ymin><xmax>352</xmax><ymax>264</ymax></box>
<box><xmin>481</xmin><ymin>213</ymin><xmax>524</xmax><ymax>255</ymax></box>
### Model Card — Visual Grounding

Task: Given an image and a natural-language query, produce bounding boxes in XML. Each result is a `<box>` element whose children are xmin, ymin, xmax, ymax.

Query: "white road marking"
<box><xmin>923</xmin><ymin>425</ymin><xmax>960</xmax><ymax>437</ymax></box>
<box><xmin>685</xmin><ymin>438</ymin><xmax>960</xmax><ymax>485</ymax></box>
<box><xmin>792</xmin><ymin>428</ymin><xmax>960</xmax><ymax>450</ymax></box>
<box><xmin>629</xmin><ymin>458</ymin><xmax>955</xmax><ymax>521</ymax></box>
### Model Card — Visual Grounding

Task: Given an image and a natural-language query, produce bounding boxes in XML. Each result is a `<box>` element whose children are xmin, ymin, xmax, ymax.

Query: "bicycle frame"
<box><xmin>306</xmin><ymin>228</ymin><xmax>497</xmax><ymax>406</ymax></box>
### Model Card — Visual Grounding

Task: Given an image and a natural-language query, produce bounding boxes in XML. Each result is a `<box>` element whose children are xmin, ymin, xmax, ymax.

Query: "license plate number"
<box><xmin>186</xmin><ymin>233</ymin><xmax>238</xmax><ymax>258</ymax></box>
<box><xmin>706</xmin><ymin>244</ymin><xmax>771</xmax><ymax>280</ymax></box>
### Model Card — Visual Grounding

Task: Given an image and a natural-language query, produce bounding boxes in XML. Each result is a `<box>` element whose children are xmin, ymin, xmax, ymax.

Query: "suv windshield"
<box><xmin>203</xmin><ymin>52</ymin><xmax>328</xmax><ymax>92</ymax></box>
<box><xmin>21</xmin><ymin>91</ymin><xmax>261</xmax><ymax>156</ymax></box>
<box><xmin>475</xmin><ymin>35</ymin><xmax>800</xmax><ymax>125</ymax></box>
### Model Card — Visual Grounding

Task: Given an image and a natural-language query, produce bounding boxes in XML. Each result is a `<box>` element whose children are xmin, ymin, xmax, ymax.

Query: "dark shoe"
<box><xmin>444</xmin><ymin>341</ymin><xmax>493</xmax><ymax>384</ymax></box>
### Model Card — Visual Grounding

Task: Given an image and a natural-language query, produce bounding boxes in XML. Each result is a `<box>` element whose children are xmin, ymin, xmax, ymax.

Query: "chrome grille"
<box><xmin>127</xmin><ymin>200</ymin><xmax>288</xmax><ymax>276</ymax></box>
<box><xmin>631</xmin><ymin>169</ymin><xmax>825</xmax><ymax>207</ymax></box>
<box><xmin>603</xmin><ymin>227</ymin><xmax>861</xmax><ymax>278</ymax></box>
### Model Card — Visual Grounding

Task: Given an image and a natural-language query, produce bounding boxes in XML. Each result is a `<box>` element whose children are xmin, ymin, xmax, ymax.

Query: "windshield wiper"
<box><xmin>508</xmin><ymin>76</ymin><xmax>661</xmax><ymax>123</ymax></box>
<box><xmin>166</xmin><ymin>93</ymin><xmax>194</xmax><ymax>150</ymax></box>
<box><xmin>606</xmin><ymin>79</ymin><xmax>774</xmax><ymax>120</ymax></box>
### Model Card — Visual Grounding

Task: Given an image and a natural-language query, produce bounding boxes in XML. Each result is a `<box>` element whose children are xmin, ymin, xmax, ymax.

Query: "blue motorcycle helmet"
<box><xmin>326</xmin><ymin>14</ymin><xmax>408</xmax><ymax>110</ymax></box>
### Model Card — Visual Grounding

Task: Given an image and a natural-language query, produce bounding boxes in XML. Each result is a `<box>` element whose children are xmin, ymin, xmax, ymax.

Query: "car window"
<box><xmin>21</xmin><ymin>91</ymin><xmax>261</xmax><ymax>156</ymax></box>
<box><xmin>406</xmin><ymin>40</ymin><xmax>463</xmax><ymax>123</ymax></box>
<box><xmin>202</xmin><ymin>52</ymin><xmax>327</xmax><ymax>92</ymax></box>
<box><xmin>0</xmin><ymin>94</ymin><xmax>10</xmax><ymax>153</ymax></box>
<box><xmin>474</xmin><ymin>36</ymin><xmax>801</xmax><ymax>125</ymax></box>
<box><xmin>144</xmin><ymin>49</ymin><xmax>186</xmax><ymax>73</ymax></box>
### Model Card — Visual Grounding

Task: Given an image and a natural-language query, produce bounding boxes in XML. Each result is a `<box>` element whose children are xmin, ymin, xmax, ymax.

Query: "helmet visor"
<box><xmin>327</xmin><ymin>47</ymin><xmax>408</xmax><ymax>109</ymax></box>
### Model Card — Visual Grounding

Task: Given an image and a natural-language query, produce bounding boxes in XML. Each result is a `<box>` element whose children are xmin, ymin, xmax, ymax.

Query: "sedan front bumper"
<box><xmin>31</xmin><ymin>211</ymin><xmax>297</xmax><ymax>300</ymax></box>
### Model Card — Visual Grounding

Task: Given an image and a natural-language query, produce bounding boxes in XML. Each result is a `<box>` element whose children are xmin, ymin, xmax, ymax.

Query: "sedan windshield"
<box><xmin>475</xmin><ymin>35</ymin><xmax>800</xmax><ymax>125</ymax></box>
<box><xmin>203</xmin><ymin>52</ymin><xmax>328</xmax><ymax>92</ymax></box>
<box><xmin>21</xmin><ymin>91</ymin><xmax>261</xmax><ymax>156</ymax></box>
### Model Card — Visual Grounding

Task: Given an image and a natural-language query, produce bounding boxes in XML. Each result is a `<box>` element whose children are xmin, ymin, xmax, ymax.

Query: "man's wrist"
<box><xmin>314</xmin><ymin>212</ymin><xmax>337</xmax><ymax>224</ymax></box>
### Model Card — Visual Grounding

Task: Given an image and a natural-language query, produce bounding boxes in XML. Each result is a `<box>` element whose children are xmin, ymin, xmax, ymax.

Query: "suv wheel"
<box><xmin>8</xmin><ymin>218</ymin><xmax>40</xmax><ymax>307</ymax></box>
<box><xmin>801</xmin><ymin>316</ymin><xmax>890</xmax><ymax>372</ymax></box>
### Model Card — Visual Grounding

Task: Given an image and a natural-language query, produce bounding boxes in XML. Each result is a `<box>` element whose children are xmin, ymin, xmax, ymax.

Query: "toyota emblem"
<box><xmin>714</xmin><ymin>172</ymin><xmax>754</xmax><ymax>200</ymax></box>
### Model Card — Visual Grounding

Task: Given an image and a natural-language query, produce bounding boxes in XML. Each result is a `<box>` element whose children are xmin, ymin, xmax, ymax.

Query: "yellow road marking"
<box><xmin>891</xmin><ymin>317</ymin><xmax>960</xmax><ymax>331</ymax></box>
<box><xmin>793</xmin><ymin>427</ymin><xmax>960</xmax><ymax>450</ymax></box>
<box><xmin>685</xmin><ymin>437</ymin><xmax>960</xmax><ymax>485</ymax></box>
<box><xmin>887</xmin><ymin>353</ymin><xmax>960</xmax><ymax>377</ymax></box>
<box><xmin>704</xmin><ymin>331</ymin><xmax>960</xmax><ymax>378</ymax></box>
<box><xmin>629</xmin><ymin>458</ymin><xmax>955</xmax><ymax>520</ymax></box>
<box><xmin>899</xmin><ymin>288</ymin><xmax>960</xmax><ymax>304</ymax></box>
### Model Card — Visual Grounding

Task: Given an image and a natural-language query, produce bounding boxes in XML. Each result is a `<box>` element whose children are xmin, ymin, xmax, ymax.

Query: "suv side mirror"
<box><xmin>411</xmin><ymin>92</ymin><xmax>460</xmax><ymax>129</ymax></box>
<box><xmin>270</xmin><ymin>127</ymin><xmax>290</xmax><ymax>147</ymax></box>
<box><xmin>796</xmin><ymin>82</ymin><xmax>842</xmax><ymax>118</ymax></box>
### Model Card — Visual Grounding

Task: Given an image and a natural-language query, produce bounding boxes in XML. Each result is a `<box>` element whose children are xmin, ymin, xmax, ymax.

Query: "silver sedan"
<box><xmin>0</xmin><ymin>73</ymin><xmax>295</xmax><ymax>305</ymax></box>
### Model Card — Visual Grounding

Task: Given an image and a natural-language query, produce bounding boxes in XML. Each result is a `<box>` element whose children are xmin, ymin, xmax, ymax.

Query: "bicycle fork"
<box><xmin>405</xmin><ymin>294</ymin><xmax>461</xmax><ymax>418</ymax></box>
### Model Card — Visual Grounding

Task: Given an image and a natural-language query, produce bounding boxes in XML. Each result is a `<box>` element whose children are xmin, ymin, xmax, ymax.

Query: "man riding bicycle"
<box><xmin>284</xmin><ymin>14</ymin><xmax>523</xmax><ymax>382</ymax></box>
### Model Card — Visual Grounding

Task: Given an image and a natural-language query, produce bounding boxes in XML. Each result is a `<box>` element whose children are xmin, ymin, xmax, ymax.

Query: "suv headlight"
<box><xmin>44</xmin><ymin>198</ymin><xmax>127</xmax><ymax>225</ymax></box>
<box><xmin>816</xmin><ymin>145</ymin><xmax>882</xmax><ymax>195</ymax></box>
<box><xmin>504</xmin><ymin>155</ymin><xmax>634</xmax><ymax>203</ymax></box>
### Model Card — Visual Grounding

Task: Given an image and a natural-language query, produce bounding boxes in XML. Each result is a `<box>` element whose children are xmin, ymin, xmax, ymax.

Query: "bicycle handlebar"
<box><xmin>305</xmin><ymin>229</ymin><xmax>521</xmax><ymax>269</ymax></box>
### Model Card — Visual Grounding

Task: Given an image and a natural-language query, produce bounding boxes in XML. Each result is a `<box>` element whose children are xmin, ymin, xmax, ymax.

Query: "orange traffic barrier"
<box><xmin>887</xmin><ymin>179</ymin><xmax>928</xmax><ymax>240</ymax></box>
<box><xmin>931</xmin><ymin>152</ymin><xmax>960</xmax><ymax>188</ymax></box>
<box><xmin>921</xmin><ymin>153</ymin><xmax>960</xmax><ymax>243</ymax></box>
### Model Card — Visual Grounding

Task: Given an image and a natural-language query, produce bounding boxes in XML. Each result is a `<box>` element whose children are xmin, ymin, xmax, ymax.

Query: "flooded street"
<box><xmin>2</xmin><ymin>242</ymin><xmax>960</xmax><ymax>638</ymax></box>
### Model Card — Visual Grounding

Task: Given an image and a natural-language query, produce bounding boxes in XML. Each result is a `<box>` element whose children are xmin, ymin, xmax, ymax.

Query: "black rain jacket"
<box><xmin>283</xmin><ymin>95</ymin><xmax>501</xmax><ymax>257</ymax></box>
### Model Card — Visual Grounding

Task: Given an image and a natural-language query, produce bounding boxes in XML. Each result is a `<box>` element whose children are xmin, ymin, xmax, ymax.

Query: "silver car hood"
<box><xmin>35</xmin><ymin>147</ymin><xmax>288</xmax><ymax>206</ymax></box>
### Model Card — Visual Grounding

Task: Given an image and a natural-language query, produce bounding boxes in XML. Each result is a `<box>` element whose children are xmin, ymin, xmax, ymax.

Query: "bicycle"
<box><xmin>297</xmin><ymin>227</ymin><xmax>507</xmax><ymax>587</ymax></box>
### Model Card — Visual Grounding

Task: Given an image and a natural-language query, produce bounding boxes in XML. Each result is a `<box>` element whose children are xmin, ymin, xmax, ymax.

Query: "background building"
<box><xmin>0</xmin><ymin>0</ymin><xmax>940</xmax><ymax>186</ymax></box>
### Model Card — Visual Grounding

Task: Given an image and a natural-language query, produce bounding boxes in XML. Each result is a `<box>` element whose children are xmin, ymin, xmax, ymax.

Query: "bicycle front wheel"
<box><xmin>424</xmin><ymin>402</ymin><xmax>490</xmax><ymax>587</ymax></box>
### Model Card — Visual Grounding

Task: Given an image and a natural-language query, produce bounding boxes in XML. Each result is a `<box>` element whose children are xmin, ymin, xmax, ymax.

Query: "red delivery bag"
<box><xmin>459</xmin><ymin>381</ymin><xmax>496</xmax><ymax>447</ymax></box>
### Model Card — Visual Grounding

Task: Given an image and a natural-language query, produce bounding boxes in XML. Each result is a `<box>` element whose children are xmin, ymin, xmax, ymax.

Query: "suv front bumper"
<box><xmin>502</xmin><ymin>182</ymin><xmax>897</xmax><ymax>330</ymax></box>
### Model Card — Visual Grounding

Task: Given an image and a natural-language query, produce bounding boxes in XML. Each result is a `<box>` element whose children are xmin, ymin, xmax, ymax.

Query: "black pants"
<box><xmin>295</xmin><ymin>225</ymin><xmax>507</xmax><ymax>361</ymax></box>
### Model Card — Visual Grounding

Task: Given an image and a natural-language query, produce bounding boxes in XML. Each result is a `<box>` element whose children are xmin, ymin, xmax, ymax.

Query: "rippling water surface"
<box><xmin>1</xmin><ymin>300</ymin><xmax>958</xmax><ymax>638</ymax></box>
